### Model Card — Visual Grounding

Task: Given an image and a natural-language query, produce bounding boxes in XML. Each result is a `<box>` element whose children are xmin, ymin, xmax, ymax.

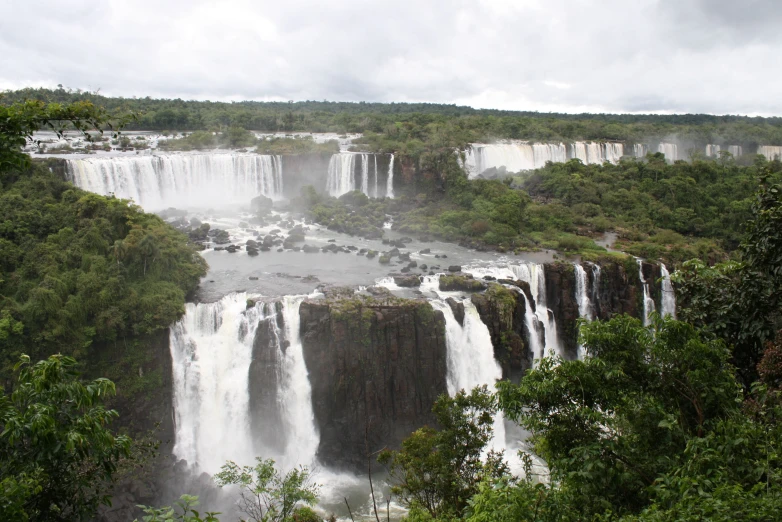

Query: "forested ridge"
<box><xmin>4</xmin><ymin>86</ymin><xmax>782</xmax><ymax>145</ymax></box>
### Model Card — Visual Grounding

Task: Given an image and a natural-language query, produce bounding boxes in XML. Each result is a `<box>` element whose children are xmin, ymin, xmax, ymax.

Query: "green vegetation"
<box><xmin>255</xmin><ymin>136</ymin><xmax>339</xmax><ymax>155</ymax></box>
<box><xmin>136</xmin><ymin>495</ymin><xmax>220</xmax><ymax>522</ymax></box>
<box><xmin>0</xmin><ymin>354</ymin><xmax>131</xmax><ymax>521</ymax></box>
<box><xmin>6</xmin><ymin>86</ymin><xmax>782</xmax><ymax>148</ymax></box>
<box><xmin>379</xmin><ymin>386</ymin><xmax>507</xmax><ymax>520</ymax></box>
<box><xmin>214</xmin><ymin>458</ymin><xmax>319</xmax><ymax>522</ymax></box>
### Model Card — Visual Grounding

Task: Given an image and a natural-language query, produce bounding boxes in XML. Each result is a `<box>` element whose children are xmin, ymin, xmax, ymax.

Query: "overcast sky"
<box><xmin>2</xmin><ymin>0</ymin><xmax>781</xmax><ymax>115</ymax></box>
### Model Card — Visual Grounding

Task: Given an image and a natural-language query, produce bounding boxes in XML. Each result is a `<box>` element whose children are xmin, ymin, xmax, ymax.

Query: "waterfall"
<box><xmin>510</xmin><ymin>263</ymin><xmax>563</xmax><ymax>358</ymax></box>
<box><xmin>758</xmin><ymin>146</ymin><xmax>782</xmax><ymax>160</ymax></box>
<box><xmin>728</xmin><ymin>145</ymin><xmax>743</xmax><ymax>157</ymax></box>
<box><xmin>660</xmin><ymin>264</ymin><xmax>676</xmax><ymax>319</ymax></box>
<box><xmin>591</xmin><ymin>264</ymin><xmax>601</xmax><ymax>312</ymax></box>
<box><xmin>574</xmin><ymin>265</ymin><xmax>594</xmax><ymax>321</ymax></box>
<box><xmin>705</xmin><ymin>144</ymin><xmax>721</xmax><ymax>157</ymax></box>
<box><xmin>327</xmin><ymin>153</ymin><xmax>357</xmax><ymax>197</ymax></box>
<box><xmin>657</xmin><ymin>143</ymin><xmax>678</xmax><ymax>162</ymax></box>
<box><xmin>373</xmin><ymin>155</ymin><xmax>379</xmax><ymax>198</ymax></box>
<box><xmin>570</xmin><ymin>142</ymin><xmax>624</xmax><ymax>164</ymax></box>
<box><xmin>386</xmin><ymin>153</ymin><xmax>395</xmax><ymax>198</ymax></box>
<box><xmin>360</xmin><ymin>154</ymin><xmax>370</xmax><ymax>195</ymax></box>
<box><xmin>574</xmin><ymin>265</ymin><xmax>596</xmax><ymax>360</ymax></box>
<box><xmin>637</xmin><ymin>260</ymin><xmax>656</xmax><ymax>326</ymax></box>
<box><xmin>519</xmin><ymin>291</ymin><xmax>544</xmax><ymax>365</ymax></box>
<box><xmin>169</xmin><ymin>293</ymin><xmax>318</xmax><ymax>474</ymax></box>
<box><xmin>430</xmin><ymin>299</ymin><xmax>506</xmax><ymax>453</ymax></box>
<box><xmin>66</xmin><ymin>153</ymin><xmax>283</xmax><ymax>211</ymax></box>
<box><xmin>633</xmin><ymin>144</ymin><xmax>647</xmax><ymax>158</ymax></box>
<box><xmin>464</xmin><ymin>141</ymin><xmax>572</xmax><ymax>178</ymax></box>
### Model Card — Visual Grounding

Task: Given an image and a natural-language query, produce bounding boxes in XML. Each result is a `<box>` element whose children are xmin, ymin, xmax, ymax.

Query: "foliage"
<box><xmin>135</xmin><ymin>494</ymin><xmax>220</xmax><ymax>522</ymax></box>
<box><xmin>214</xmin><ymin>457</ymin><xmax>319</xmax><ymax>522</ymax></box>
<box><xmin>673</xmin><ymin>179</ymin><xmax>782</xmax><ymax>383</ymax></box>
<box><xmin>0</xmin><ymin>98</ymin><xmax>131</xmax><ymax>171</ymax></box>
<box><xmin>255</xmin><ymin>136</ymin><xmax>339</xmax><ymax>155</ymax></box>
<box><xmin>378</xmin><ymin>386</ymin><xmax>507</xmax><ymax>520</ymax></box>
<box><xmin>497</xmin><ymin>315</ymin><xmax>741</xmax><ymax>518</ymax></box>
<box><xmin>0</xmin><ymin>354</ymin><xmax>131</xmax><ymax>521</ymax></box>
<box><xmin>0</xmin><ymin>161</ymin><xmax>208</xmax><ymax>374</ymax></box>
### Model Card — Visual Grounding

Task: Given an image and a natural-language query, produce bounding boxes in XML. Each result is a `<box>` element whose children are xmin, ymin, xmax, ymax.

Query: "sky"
<box><xmin>2</xmin><ymin>0</ymin><xmax>781</xmax><ymax>115</ymax></box>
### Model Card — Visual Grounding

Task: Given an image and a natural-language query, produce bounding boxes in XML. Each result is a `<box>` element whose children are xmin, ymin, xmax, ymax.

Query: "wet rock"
<box><xmin>439</xmin><ymin>274</ymin><xmax>486</xmax><ymax>292</ymax></box>
<box><xmin>302</xmin><ymin>244</ymin><xmax>320</xmax><ymax>253</ymax></box>
<box><xmin>379</xmin><ymin>254</ymin><xmax>392</xmax><ymax>264</ymax></box>
<box><xmin>419</xmin><ymin>248</ymin><xmax>431</xmax><ymax>254</ymax></box>
<box><xmin>445</xmin><ymin>297</ymin><xmax>465</xmax><ymax>326</ymax></box>
<box><xmin>394</xmin><ymin>275</ymin><xmax>421</xmax><ymax>288</ymax></box>
<box><xmin>448</xmin><ymin>265</ymin><xmax>462</xmax><ymax>273</ymax></box>
<box><xmin>249</xmin><ymin>276</ymin><xmax>259</xmax><ymax>281</ymax></box>
<box><xmin>407</xmin><ymin>261</ymin><xmax>418</xmax><ymax>269</ymax></box>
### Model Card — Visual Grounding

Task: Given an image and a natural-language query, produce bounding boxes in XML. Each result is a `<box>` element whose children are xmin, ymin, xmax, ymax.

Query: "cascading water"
<box><xmin>660</xmin><ymin>264</ymin><xmax>676</xmax><ymax>319</ymax></box>
<box><xmin>637</xmin><ymin>259</ymin><xmax>656</xmax><ymax>326</ymax></box>
<box><xmin>570</xmin><ymin>142</ymin><xmax>624</xmax><ymax>164</ymax></box>
<box><xmin>511</xmin><ymin>263</ymin><xmax>563</xmax><ymax>358</ymax></box>
<box><xmin>574</xmin><ymin>264</ymin><xmax>595</xmax><ymax>360</ymax></box>
<box><xmin>430</xmin><ymin>299</ymin><xmax>508</xmax><ymax>454</ymax></box>
<box><xmin>758</xmin><ymin>145</ymin><xmax>782</xmax><ymax>160</ymax></box>
<box><xmin>327</xmin><ymin>153</ymin><xmax>358</xmax><ymax>197</ymax></box>
<box><xmin>360</xmin><ymin>154</ymin><xmax>370</xmax><ymax>196</ymax></box>
<box><xmin>169</xmin><ymin>293</ymin><xmax>318</xmax><ymax>474</ymax></box>
<box><xmin>728</xmin><ymin>145</ymin><xmax>743</xmax><ymax>157</ymax></box>
<box><xmin>66</xmin><ymin>153</ymin><xmax>284</xmax><ymax>211</ymax></box>
<box><xmin>633</xmin><ymin>143</ymin><xmax>647</xmax><ymax>157</ymax></box>
<box><xmin>373</xmin><ymin>155</ymin><xmax>379</xmax><ymax>198</ymax></box>
<box><xmin>705</xmin><ymin>144</ymin><xmax>721</xmax><ymax>157</ymax></box>
<box><xmin>386</xmin><ymin>153</ymin><xmax>395</xmax><ymax>198</ymax></box>
<box><xmin>657</xmin><ymin>143</ymin><xmax>678</xmax><ymax>162</ymax></box>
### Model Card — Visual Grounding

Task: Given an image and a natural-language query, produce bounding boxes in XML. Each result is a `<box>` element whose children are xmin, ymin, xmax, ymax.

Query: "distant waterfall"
<box><xmin>373</xmin><ymin>155</ymin><xmax>379</xmax><ymax>198</ymax></box>
<box><xmin>758</xmin><ymin>146</ymin><xmax>782</xmax><ymax>160</ymax></box>
<box><xmin>360</xmin><ymin>154</ymin><xmax>370</xmax><ymax>195</ymax></box>
<box><xmin>705</xmin><ymin>144</ymin><xmax>721</xmax><ymax>157</ymax></box>
<box><xmin>66</xmin><ymin>153</ymin><xmax>283</xmax><ymax>210</ymax></box>
<box><xmin>510</xmin><ymin>263</ymin><xmax>563</xmax><ymax>358</ymax></box>
<box><xmin>728</xmin><ymin>145</ymin><xmax>743</xmax><ymax>157</ymax></box>
<box><xmin>637</xmin><ymin>260</ymin><xmax>656</xmax><ymax>326</ymax></box>
<box><xmin>464</xmin><ymin>141</ymin><xmax>622</xmax><ymax>178</ymax></box>
<box><xmin>633</xmin><ymin>144</ymin><xmax>647</xmax><ymax>158</ymax></box>
<box><xmin>660</xmin><ymin>264</ymin><xmax>676</xmax><ymax>319</ymax></box>
<box><xmin>386</xmin><ymin>153</ymin><xmax>395</xmax><ymax>198</ymax></box>
<box><xmin>657</xmin><ymin>143</ymin><xmax>678</xmax><ymax>162</ymax></box>
<box><xmin>326</xmin><ymin>153</ymin><xmax>358</xmax><ymax>197</ymax></box>
<box><xmin>169</xmin><ymin>293</ymin><xmax>318</xmax><ymax>474</ymax></box>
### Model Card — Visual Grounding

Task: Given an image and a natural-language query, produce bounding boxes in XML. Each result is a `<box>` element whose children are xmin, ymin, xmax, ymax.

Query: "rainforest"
<box><xmin>0</xmin><ymin>87</ymin><xmax>781</xmax><ymax>522</ymax></box>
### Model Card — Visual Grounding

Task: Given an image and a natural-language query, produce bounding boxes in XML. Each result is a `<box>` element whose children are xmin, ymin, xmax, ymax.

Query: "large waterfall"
<box><xmin>758</xmin><ymin>145</ymin><xmax>782</xmax><ymax>160</ymax></box>
<box><xmin>660</xmin><ymin>264</ymin><xmax>676</xmax><ymax>319</ymax></box>
<box><xmin>327</xmin><ymin>152</ymin><xmax>393</xmax><ymax>198</ymax></box>
<box><xmin>169</xmin><ymin>293</ymin><xmax>318</xmax><ymax>474</ymax></box>
<box><xmin>386</xmin><ymin>153</ymin><xmax>395</xmax><ymax>199</ymax></box>
<box><xmin>464</xmin><ymin>141</ymin><xmax>623</xmax><ymax>178</ymax></box>
<box><xmin>637</xmin><ymin>260</ymin><xmax>656</xmax><ymax>326</ymax></box>
<box><xmin>657</xmin><ymin>143</ymin><xmax>678</xmax><ymax>162</ymax></box>
<box><xmin>66</xmin><ymin>154</ymin><xmax>283</xmax><ymax>211</ymax></box>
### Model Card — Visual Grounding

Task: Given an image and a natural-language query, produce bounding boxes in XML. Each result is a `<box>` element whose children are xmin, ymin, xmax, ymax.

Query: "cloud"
<box><xmin>1</xmin><ymin>0</ymin><xmax>781</xmax><ymax>114</ymax></box>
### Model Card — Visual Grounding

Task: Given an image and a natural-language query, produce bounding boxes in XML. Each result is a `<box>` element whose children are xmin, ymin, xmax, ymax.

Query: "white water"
<box><xmin>464</xmin><ymin>141</ymin><xmax>622</xmax><ymax>178</ymax></box>
<box><xmin>373</xmin><ymin>155</ymin><xmax>379</xmax><ymax>198</ymax></box>
<box><xmin>657</xmin><ymin>143</ymin><xmax>678</xmax><ymax>162</ymax></box>
<box><xmin>637</xmin><ymin>259</ymin><xmax>656</xmax><ymax>326</ymax></box>
<box><xmin>326</xmin><ymin>153</ymin><xmax>358</xmax><ymax>197</ymax></box>
<box><xmin>705</xmin><ymin>144</ymin><xmax>721</xmax><ymax>157</ymax></box>
<box><xmin>360</xmin><ymin>153</ymin><xmax>370</xmax><ymax>196</ymax></box>
<box><xmin>66</xmin><ymin>153</ymin><xmax>283</xmax><ymax>211</ymax></box>
<box><xmin>633</xmin><ymin>144</ymin><xmax>647</xmax><ymax>158</ymax></box>
<box><xmin>386</xmin><ymin>153</ymin><xmax>395</xmax><ymax>198</ymax></box>
<box><xmin>660</xmin><ymin>264</ymin><xmax>676</xmax><ymax>319</ymax></box>
<box><xmin>169</xmin><ymin>293</ymin><xmax>318</xmax><ymax>474</ymax></box>
<box><xmin>758</xmin><ymin>145</ymin><xmax>782</xmax><ymax>160</ymax></box>
<box><xmin>430</xmin><ymin>299</ymin><xmax>508</xmax><ymax>456</ymax></box>
<box><xmin>574</xmin><ymin>264</ymin><xmax>596</xmax><ymax>360</ymax></box>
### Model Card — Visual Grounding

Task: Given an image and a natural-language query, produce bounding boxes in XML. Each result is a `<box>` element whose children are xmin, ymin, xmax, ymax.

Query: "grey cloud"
<box><xmin>1</xmin><ymin>0</ymin><xmax>781</xmax><ymax>114</ymax></box>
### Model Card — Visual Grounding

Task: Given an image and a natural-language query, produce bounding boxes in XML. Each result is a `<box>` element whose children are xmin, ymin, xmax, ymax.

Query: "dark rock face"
<box><xmin>544</xmin><ymin>262</ymin><xmax>580</xmax><ymax>360</ymax></box>
<box><xmin>471</xmin><ymin>283</ymin><xmax>533</xmax><ymax>382</ymax></box>
<box><xmin>592</xmin><ymin>260</ymin><xmax>642</xmax><ymax>321</ymax></box>
<box><xmin>439</xmin><ymin>274</ymin><xmax>487</xmax><ymax>292</ymax></box>
<box><xmin>249</xmin><ymin>302</ymin><xmax>286</xmax><ymax>454</ymax></box>
<box><xmin>299</xmin><ymin>295</ymin><xmax>448</xmax><ymax>472</ymax></box>
<box><xmin>445</xmin><ymin>297</ymin><xmax>465</xmax><ymax>326</ymax></box>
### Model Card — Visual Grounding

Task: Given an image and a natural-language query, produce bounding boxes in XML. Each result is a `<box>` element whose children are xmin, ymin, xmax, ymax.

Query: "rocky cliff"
<box><xmin>299</xmin><ymin>289</ymin><xmax>448</xmax><ymax>472</ymax></box>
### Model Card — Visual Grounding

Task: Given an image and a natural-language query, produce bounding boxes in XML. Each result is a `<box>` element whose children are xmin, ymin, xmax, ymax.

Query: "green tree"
<box><xmin>214</xmin><ymin>457</ymin><xmax>319</xmax><ymax>522</ymax></box>
<box><xmin>497</xmin><ymin>315</ymin><xmax>741</xmax><ymax>518</ymax></box>
<box><xmin>378</xmin><ymin>386</ymin><xmax>507</xmax><ymax>520</ymax></box>
<box><xmin>135</xmin><ymin>494</ymin><xmax>220</xmax><ymax>522</ymax></box>
<box><xmin>0</xmin><ymin>354</ymin><xmax>131</xmax><ymax>521</ymax></box>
